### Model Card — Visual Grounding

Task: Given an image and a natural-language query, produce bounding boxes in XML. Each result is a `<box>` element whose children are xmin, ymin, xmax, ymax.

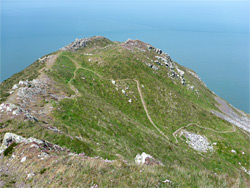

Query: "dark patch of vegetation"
<box><xmin>4</xmin><ymin>142</ymin><xmax>18</xmax><ymax>156</ymax></box>
<box><xmin>40</xmin><ymin>168</ymin><xmax>47</xmax><ymax>174</ymax></box>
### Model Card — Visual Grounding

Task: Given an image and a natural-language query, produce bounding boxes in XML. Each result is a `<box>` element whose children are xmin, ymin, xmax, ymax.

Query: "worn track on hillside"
<box><xmin>66</xmin><ymin>56</ymin><xmax>239</xmax><ymax>143</ymax></box>
<box><xmin>66</xmin><ymin>56</ymin><xmax>170</xmax><ymax>140</ymax></box>
<box><xmin>172</xmin><ymin>123</ymin><xmax>236</xmax><ymax>143</ymax></box>
<box><xmin>68</xmin><ymin>57</ymin><xmax>82</xmax><ymax>97</ymax></box>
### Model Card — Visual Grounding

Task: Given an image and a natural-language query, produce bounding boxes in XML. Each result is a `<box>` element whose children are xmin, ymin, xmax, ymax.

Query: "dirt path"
<box><xmin>134</xmin><ymin>79</ymin><xmax>170</xmax><ymax>140</ymax></box>
<box><xmin>67</xmin><ymin>56</ymin><xmax>239</xmax><ymax>142</ymax></box>
<box><xmin>172</xmin><ymin>123</ymin><xmax>236</xmax><ymax>143</ymax></box>
<box><xmin>66</xmin><ymin>56</ymin><xmax>170</xmax><ymax>140</ymax></box>
<box><xmin>68</xmin><ymin>57</ymin><xmax>82</xmax><ymax>97</ymax></box>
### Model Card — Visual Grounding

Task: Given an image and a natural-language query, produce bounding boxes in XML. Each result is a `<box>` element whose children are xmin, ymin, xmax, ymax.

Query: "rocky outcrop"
<box><xmin>61</xmin><ymin>38</ymin><xmax>88</xmax><ymax>51</ymax></box>
<box><xmin>147</xmin><ymin>45</ymin><xmax>162</xmax><ymax>54</ymax></box>
<box><xmin>0</xmin><ymin>133</ymin><xmax>43</xmax><ymax>154</ymax></box>
<box><xmin>0</xmin><ymin>132</ymin><xmax>64</xmax><ymax>155</ymax></box>
<box><xmin>121</xmin><ymin>39</ymin><xmax>191</xmax><ymax>88</ymax></box>
<box><xmin>9</xmin><ymin>79</ymin><xmax>46</xmax><ymax>100</ymax></box>
<box><xmin>61</xmin><ymin>36</ymin><xmax>106</xmax><ymax>51</ymax></box>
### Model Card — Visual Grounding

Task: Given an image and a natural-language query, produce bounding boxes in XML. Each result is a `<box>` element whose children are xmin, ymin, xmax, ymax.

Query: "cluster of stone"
<box><xmin>145</xmin><ymin>62</ymin><xmax>159</xmax><ymax>71</ymax></box>
<box><xmin>147</xmin><ymin>45</ymin><xmax>163</xmax><ymax>54</ymax></box>
<box><xmin>153</xmin><ymin>52</ymin><xmax>189</xmax><ymax>87</ymax></box>
<box><xmin>0</xmin><ymin>103</ymin><xmax>37</xmax><ymax>121</ymax></box>
<box><xmin>147</xmin><ymin>46</ymin><xmax>201</xmax><ymax>94</ymax></box>
<box><xmin>61</xmin><ymin>38</ymin><xmax>88</xmax><ymax>51</ymax></box>
<box><xmin>144</xmin><ymin>50</ymin><xmax>174</xmax><ymax>73</ymax></box>
<box><xmin>181</xmin><ymin>131</ymin><xmax>214</xmax><ymax>153</ymax></box>
<box><xmin>147</xmin><ymin>46</ymin><xmax>190</xmax><ymax>86</ymax></box>
<box><xmin>10</xmin><ymin>79</ymin><xmax>46</xmax><ymax>97</ymax></box>
<box><xmin>0</xmin><ymin>132</ymin><xmax>64</xmax><ymax>155</ymax></box>
<box><xmin>61</xmin><ymin>36</ymin><xmax>105</xmax><ymax>51</ymax></box>
<box><xmin>176</xmin><ymin>68</ymin><xmax>186</xmax><ymax>85</ymax></box>
<box><xmin>38</xmin><ymin>56</ymin><xmax>49</xmax><ymax>63</ymax></box>
<box><xmin>155</xmin><ymin>55</ymin><xmax>174</xmax><ymax>69</ymax></box>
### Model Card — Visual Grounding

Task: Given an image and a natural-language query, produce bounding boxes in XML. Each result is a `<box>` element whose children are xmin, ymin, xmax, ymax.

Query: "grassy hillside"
<box><xmin>0</xmin><ymin>36</ymin><xmax>249</xmax><ymax>187</ymax></box>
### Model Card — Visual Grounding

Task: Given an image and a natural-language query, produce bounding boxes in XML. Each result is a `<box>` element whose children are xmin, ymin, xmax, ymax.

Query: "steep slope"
<box><xmin>0</xmin><ymin>36</ymin><xmax>249</xmax><ymax>187</ymax></box>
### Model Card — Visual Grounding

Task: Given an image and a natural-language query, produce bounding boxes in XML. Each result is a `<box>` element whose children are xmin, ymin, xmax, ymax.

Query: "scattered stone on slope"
<box><xmin>61</xmin><ymin>38</ymin><xmax>88</xmax><ymax>51</ymax></box>
<box><xmin>180</xmin><ymin>131</ymin><xmax>214</xmax><ymax>153</ymax></box>
<box><xmin>241</xmin><ymin>166</ymin><xmax>250</xmax><ymax>175</ymax></box>
<box><xmin>15</xmin><ymin>79</ymin><xmax>46</xmax><ymax>100</ymax></box>
<box><xmin>38</xmin><ymin>55</ymin><xmax>54</xmax><ymax>63</ymax></box>
<box><xmin>3</xmin><ymin>73</ymin><xmax>72</xmax><ymax>124</ymax></box>
<box><xmin>113</xmin><ymin>37</ymin><xmax>193</xmax><ymax>89</ymax></box>
<box><xmin>0</xmin><ymin>103</ymin><xmax>37</xmax><ymax>122</ymax></box>
<box><xmin>135</xmin><ymin>152</ymin><xmax>162</xmax><ymax>165</ymax></box>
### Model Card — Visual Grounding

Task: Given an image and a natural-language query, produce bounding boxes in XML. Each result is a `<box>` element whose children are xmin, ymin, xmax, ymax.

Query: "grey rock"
<box><xmin>0</xmin><ymin>133</ymin><xmax>43</xmax><ymax>154</ymax></box>
<box><xmin>27</xmin><ymin>173</ymin><xmax>35</xmax><ymax>179</ymax></box>
<box><xmin>135</xmin><ymin>152</ymin><xmax>162</xmax><ymax>165</ymax></box>
<box><xmin>181</xmin><ymin>131</ymin><xmax>213</xmax><ymax>153</ymax></box>
<box><xmin>21</xmin><ymin>156</ymin><xmax>27</xmax><ymax>163</ymax></box>
<box><xmin>152</xmin><ymin>65</ymin><xmax>159</xmax><ymax>71</ymax></box>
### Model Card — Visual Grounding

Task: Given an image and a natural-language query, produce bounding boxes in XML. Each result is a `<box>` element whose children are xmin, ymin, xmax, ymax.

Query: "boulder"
<box><xmin>0</xmin><ymin>133</ymin><xmax>43</xmax><ymax>154</ymax></box>
<box><xmin>27</xmin><ymin>173</ymin><xmax>35</xmax><ymax>179</ymax></box>
<box><xmin>135</xmin><ymin>152</ymin><xmax>162</xmax><ymax>165</ymax></box>
<box><xmin>21</xmin><ymin>156</ymin><xmax>27</xmax><ymax>163</ymax></box>
<box><xmin>152</xmin><ymin>65</ymin><xmax>159</xmax><ymax>71</ymax></box>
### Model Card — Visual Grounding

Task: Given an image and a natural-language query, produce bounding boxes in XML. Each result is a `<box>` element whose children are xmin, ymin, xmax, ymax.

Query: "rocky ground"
<box><xmin>0</xmin><ymin>132</ymin><xmax>165</xmax><ymax>187</ymax></box>
<box><xmin>211</xmin><ymin>96</ymin><xmax>250</xmax><ymax>135</ymax></box>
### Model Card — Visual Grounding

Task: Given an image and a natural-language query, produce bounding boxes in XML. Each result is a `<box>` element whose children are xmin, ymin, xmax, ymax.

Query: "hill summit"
<box><xmin>0</xmin><ymin>36</ymin><xmax>249</xmax><ymax>187</ymax></box>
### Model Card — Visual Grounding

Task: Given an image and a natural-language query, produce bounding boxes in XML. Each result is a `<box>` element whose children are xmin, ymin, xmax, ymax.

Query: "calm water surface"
<box><xmin>1</xmin><ymin>0</ymin><xmax>249</xmax><ymax>112</ymax></box>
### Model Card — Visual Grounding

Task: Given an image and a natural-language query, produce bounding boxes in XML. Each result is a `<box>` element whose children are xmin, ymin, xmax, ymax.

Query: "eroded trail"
<box><xmin>66</xmin><ymin>56</ymin><xmax>238</xmax><ymax>143</ymax></box>
<box><xmin>134</xmin><ymin>80</ymin><xmax>170</xmax><ymax>140</ymax></box>
<box><xmin>66</xmin><ymin>56</ymin><xmax>170</xmax><ymax>140</ymax></box>
<box><xmin>173</xmin><ymin>123</ymin><xmax>236</xmax><ymax>143</ymax></box>
<box><xmin>68</xmin><ymin>57</ymin><xmax>82</xmax><ymax>97</ymax></box>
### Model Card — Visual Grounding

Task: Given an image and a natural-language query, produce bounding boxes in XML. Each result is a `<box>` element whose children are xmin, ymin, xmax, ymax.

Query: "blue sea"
<box><xmin>1</xmin><ymin>0</ymin><xmax>249</xmax><ymax>113</ymax></box>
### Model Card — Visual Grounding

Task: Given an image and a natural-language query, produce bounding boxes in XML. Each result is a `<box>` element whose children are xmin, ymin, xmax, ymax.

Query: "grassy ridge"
<box><xmin>0</xmin><ymin>37</ymin><xmax>249</xmax><ymax>186</ymax></box>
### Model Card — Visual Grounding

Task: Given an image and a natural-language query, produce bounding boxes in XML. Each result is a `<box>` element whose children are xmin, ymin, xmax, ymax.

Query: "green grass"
<box><xmin>0</xmin><ymin>37</ymin><xmax>249</xmax><ymax>187</ymax></box>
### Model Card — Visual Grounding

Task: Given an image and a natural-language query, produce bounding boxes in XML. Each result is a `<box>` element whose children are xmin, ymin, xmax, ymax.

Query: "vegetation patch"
<box><xmin>3</xmin><ymin>142</ymin><xmax>18</xmax><ymax>156</ymax></box>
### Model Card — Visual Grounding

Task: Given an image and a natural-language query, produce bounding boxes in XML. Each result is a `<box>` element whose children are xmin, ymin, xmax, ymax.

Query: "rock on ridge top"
<box><xmin>61</xmin><ymin>36</ymin><xmax>110</xmax><ymax>51</ymax></box>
